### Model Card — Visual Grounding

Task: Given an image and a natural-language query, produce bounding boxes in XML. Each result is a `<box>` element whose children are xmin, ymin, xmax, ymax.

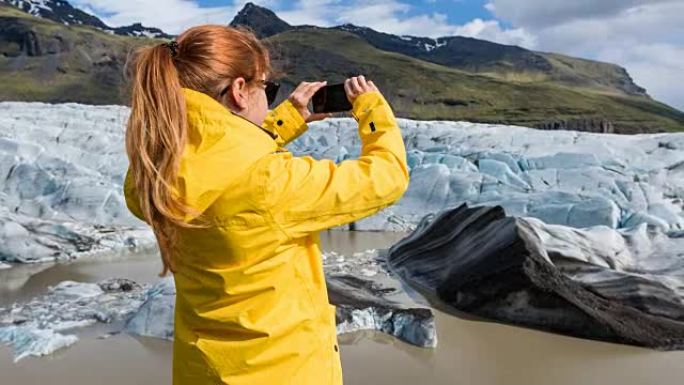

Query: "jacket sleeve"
<box><xmin>123</xmin><ymin>167</ymin><xmax>149</xmax><ymax>224</ymax></box>
<box><xmin>260</xmin><ymin>91</ymin><xmax>409</xmax><ymax>238</ymax></box>
<box><xmin>261</xmin><ymin>99</ymin><xmax>309</xmax><ymax>148</ymax></box>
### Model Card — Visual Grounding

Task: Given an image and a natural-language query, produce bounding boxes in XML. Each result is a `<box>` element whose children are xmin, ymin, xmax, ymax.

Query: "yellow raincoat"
<box><xmin>123</xmin><ymin>87</ymin><xmax>409</xmax><ymax>384</ymax></box>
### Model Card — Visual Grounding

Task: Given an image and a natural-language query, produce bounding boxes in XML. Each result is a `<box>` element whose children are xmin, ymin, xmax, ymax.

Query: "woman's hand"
<box><xmin>288</xmin><ymin>81</ymin><xmax>333</xmax><ymax>123</ymax></box>
<box><xmin>344</xmin><ymin>75</ymin><xmax>379</xmax><ymax>105</ymax></box>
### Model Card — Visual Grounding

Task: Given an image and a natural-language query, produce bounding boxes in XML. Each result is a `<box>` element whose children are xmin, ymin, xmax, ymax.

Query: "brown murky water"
<box><xmin>2</xmin><ymin>229</ymin><xmax>684</xmax><ymax>385</ymax></box>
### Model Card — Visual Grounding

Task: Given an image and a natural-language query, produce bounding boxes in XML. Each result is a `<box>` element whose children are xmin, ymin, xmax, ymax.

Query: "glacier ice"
<box><xmin>291</xmin><ymin>119</ymin><xmax>684</xmax><ymax>232</ymax></box>
<box><xmin>1</xmin><ymin>102</ymin><xmax>683</xmax><ymax>264</ymax></box>
<box><xmin>0</xmin><ymin>278</ymin><xmax>147</xmax><ymax>362</ymax></box>
<box><xmin>0</xmin><ymin>325</ymin><xmax>79</xmax><ymax>363</ymax></box>
<box><xmin>0</xmin><ymin>250</ymin><xmax>437</xmax><ymax>361</ymax></box>
<box><xmin>1</xmin><ymin>101</ymin><xmax>683</xmax><ymax>354</ymax></box>
<box><xmin>124</xmin><ymin>276</ymin><xmax>175</xmax><ymax>340</ymax></box>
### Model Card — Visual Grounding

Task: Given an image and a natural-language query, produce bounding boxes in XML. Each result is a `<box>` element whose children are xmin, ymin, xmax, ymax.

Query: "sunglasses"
<box><xmin>219</xmin><ymin>77</ymin><xmax>280</xmax><ymax>107</ymax></box>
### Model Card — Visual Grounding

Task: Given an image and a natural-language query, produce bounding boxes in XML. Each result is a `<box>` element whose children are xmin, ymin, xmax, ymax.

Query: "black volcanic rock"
<box><xmin>387</xmin><ymin>204</ymin><xmax>684</xmax><ymax>350</ymax></box>
<box><xmin>229</xmin><ymin>2</ymin><xmax>293</xmax><ymax>38</ymax></box>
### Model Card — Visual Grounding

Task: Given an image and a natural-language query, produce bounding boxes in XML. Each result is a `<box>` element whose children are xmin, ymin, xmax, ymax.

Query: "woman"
<box><xmin>123</xmin><ymin>24</ymin><xmax>409</xmax><ymax>385</ymax></box>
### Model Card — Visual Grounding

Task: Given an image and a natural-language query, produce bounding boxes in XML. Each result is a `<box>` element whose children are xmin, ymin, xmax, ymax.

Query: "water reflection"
<box><xmin>0</xmin><ymin>230</ymin><xmax>408</xmax><ymax>306</ymax></box>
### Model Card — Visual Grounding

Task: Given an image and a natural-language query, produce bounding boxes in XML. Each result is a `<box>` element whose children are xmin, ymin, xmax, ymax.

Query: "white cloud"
<box><xmin>69</xmin><ymin>0</ymin><xmax>278</xmax><ymax>33</ymax></box>
<box><xmin>453</xmin><ymin>18</ymin><xmax>536</xmax><ymax>48</ymax></box>
<box><xmin>484</xmin><ymin>0</ymin><xmax>677</xmax><ymax>28</ymax></box>
<box><xmin>276</xmin><ymin>0</ymin><xmax>532</xmax><ymax>44</ymax></box>
<box><xmin>68</xmin><ymin>0</ymin><xmax>534</xmax><ymax>47</ymax></box>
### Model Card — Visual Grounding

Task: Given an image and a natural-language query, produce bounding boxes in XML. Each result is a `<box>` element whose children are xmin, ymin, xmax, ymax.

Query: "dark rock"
<box><xmin>387</xmin><ymin>203</ymin><xmax>684</xmax><ymax>350</ymax></box>
<box><xmin>98</xmin><ymin>278</ymin><xmax>142</xmax><ymax>293</ymax></box>
<box><xmin>536</xmin><ymin>117</ymin><xmax>615</xmax><ymax>133</ymax></box>
<box><xmin>326</xmin><ymin>268</ymin><xmax>437</xmax><ymax>347</ymax></box>
<box><xmin>0</xmin><ymin>19</ymin><xmax>41</xmax><ymax>56</ymax></box>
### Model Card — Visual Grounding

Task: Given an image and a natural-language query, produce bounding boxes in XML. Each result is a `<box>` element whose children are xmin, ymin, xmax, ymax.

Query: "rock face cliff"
<box><xmin>536</xmin><ymin>118</ymin><xmax>615</xmax><ymax>133</ymax></box>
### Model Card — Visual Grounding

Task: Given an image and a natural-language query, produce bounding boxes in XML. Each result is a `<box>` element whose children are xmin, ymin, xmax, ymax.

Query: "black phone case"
<box><xmin>312</xmin><ymin>83</ymin><xmax>353</xmax><ymax>113</ymax></box>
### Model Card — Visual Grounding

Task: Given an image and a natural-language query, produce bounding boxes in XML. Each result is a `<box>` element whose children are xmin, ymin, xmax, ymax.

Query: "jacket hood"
<box><xmin>175</xmin><ymin>87</ymin><xmax>278</xmax><ymax>222</ymax></box>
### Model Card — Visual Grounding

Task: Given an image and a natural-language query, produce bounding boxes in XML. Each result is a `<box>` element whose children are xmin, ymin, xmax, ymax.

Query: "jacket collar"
<box><xmin>181</xmin><ymin>87</ymin><xmax>278</xmax><ymax>154</ymax></box>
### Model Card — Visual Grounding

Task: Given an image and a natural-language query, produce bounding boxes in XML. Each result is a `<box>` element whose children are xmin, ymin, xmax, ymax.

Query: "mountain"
<box><xmin>0</xmin><ymin>1</ymin><xmax>682</xmax><ymax>133</ymax></box>
<box><xmin>229</xmin><ymin>2</ymin><xmax>293</xmax><ymax>38</ymax></box>
<box><xmin>333</xmin><ymin>24</ymin><xmax>648</xmax><ymax>97</ymax></box>
<box><xmin>0</xmin><ymin>2</ymin><xmax>154</xmax><ymax>104</ymax></box>
<box><xmin>234</xmin><ymin>3</ymin><xmax>647</xmax><ymax>99</ymax></box>
<box><xmin>0</xmin><ymin>0</ymin><xmax>172</xmax><ymax>38</ymax></box>
<box><xmin>231</xmin><ymin>3</ymin><xmax>683</xmax><ymax>133</ymax></box>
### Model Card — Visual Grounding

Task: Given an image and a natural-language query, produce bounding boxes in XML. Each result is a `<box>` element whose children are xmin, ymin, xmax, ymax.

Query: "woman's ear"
<box><xmin>228</xmin><ymin>77</ymin><xmax>249</xmax><ymax>111</ymax></box>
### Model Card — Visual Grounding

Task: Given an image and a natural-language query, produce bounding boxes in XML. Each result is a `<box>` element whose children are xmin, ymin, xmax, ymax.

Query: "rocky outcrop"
<box><xmin>229</xmin><ymin>2</ymin><xmax>293</xmax><ymax>38</ymax></box>
<box><xmin>386</xmin><ymin>203</ymin><xmax>684</xmax><ymax>350</ymax></box>
<box><xmin>0</xmin><ymin>18</ymin><xmax>43</xmax><ymax>56</ymax></box>
<box><xmin>536</xmin><ymin>118</ymin><xmax>615</xmax><ymax>133</ymax></box>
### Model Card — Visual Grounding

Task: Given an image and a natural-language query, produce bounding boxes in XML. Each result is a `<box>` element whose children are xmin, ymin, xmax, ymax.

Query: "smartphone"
<box><xmin>312</xmin><ymin>83</ymin><xmax>352</xmax><ymax>113</ymax></box>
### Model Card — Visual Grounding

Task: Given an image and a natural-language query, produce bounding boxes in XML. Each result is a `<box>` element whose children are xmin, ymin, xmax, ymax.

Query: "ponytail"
<box><xmin>125</xmin><ymin>43</ymin><xmax>210</xmax><ymax>277</ymax></box>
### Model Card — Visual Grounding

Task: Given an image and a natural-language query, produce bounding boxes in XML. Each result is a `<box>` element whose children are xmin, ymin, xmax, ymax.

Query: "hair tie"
<box><xmin>166</xmin><ymin>41</ymin><xmax>179</xmax><ymax>58</ymax></box>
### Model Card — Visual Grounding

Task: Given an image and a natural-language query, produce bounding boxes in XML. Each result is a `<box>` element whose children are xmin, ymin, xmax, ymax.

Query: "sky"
<box><xmin>69</xmin><ymin>0</ymin><xmax>684</xmax><ymax>111</ymax></box>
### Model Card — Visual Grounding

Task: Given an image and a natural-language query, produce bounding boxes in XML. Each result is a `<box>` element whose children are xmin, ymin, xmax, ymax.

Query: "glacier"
<box><xmin>288</xmin><ymin>118</ymin><xmax>684</xmax><ymax>232</ymax></box>
<box><xmin>1</xmin><ymin>101</ymin><xmax>683</xmax><ymax>356</ymax></box>
<box><xmin>2</xmin><ymin>101</ymin><xmax>682</xmax><ymax>267</ymax></box>
<box><xmin>0</xmin><ymin>278</ymin><xmax>146</xmax><ymax>361</ymax></box>
<box><xmin>0</xmin><ymin>102</ymin><xmax>158</xmax><ymax>265</ymax></box>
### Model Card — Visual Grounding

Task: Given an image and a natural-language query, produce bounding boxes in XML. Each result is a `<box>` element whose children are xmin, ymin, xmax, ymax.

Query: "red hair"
<box><xmin>124</xmin><ymin>25</ymin><xmax>274</xmax><ymax>276</ymax></box>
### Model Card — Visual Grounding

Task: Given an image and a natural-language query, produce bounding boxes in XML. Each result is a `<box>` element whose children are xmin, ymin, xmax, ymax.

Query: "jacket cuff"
<box><xmin>350</xmin><ymin>91</ymin><xmax>388</xmax><ymax>123</ymax></box>
<box><xmin>262</xmin><ymin>99</ymin><xmax>308</xmax><ymax>146</ymax></box>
